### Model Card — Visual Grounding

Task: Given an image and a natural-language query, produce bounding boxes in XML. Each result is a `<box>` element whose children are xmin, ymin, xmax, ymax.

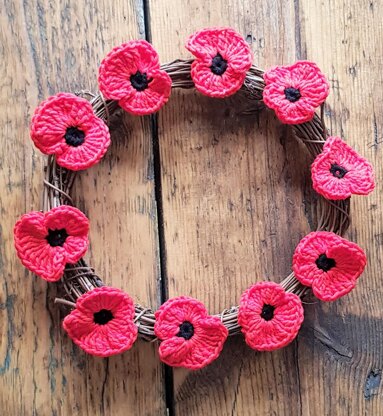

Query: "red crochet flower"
<box><xmin>14</xmin><ymin>206</ymin><xmax>89</xmax><ymax>282</ymax></box>
<box><xmin>311</xmin><ymin>136</ymin><xmax>375</xmax><ymax>200</ymax></box>
<box><xmin>63</xmin><ymin>286</ymin><xmax>138</xmax><ymax>357</ymax></box>
<box><xmin>263</xmin><ymin>61</ymin><xmax>329</xmax><ymax>124</ymax></box>
<box><xmin>293</xmin><ymin>231</ymin><xmax>367</xmax><ymax>301</ymax></box>
<box><xmin>98</xmin><ymin>40</ymin><xmax>172</xmax><ymax>115</ymax></box>
<box><xmin>186</xmin><ymin>27</ymin><xmax>253</xmax><ymax>98</ymax></box>
<box><xmin>31</xmin><ymin>93</ymin><xmax>110</xmax><ymax>171</ymax></box>
<box><xmin>238</xmin><ymin>282</ymin><xmax>304</xmax><ymax>351</ymax></box>
<box><xmin>154</xmin><ymin>296</ymin><xmax>228</xmax><ymax>369</ymax></box>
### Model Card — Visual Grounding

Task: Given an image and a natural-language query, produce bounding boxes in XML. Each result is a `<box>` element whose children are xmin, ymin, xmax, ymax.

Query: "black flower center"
<box><xmin>316</xmin><ymin>253</ymin><xmax>336</xmax><ymax>272</ymax></box>
<box><xmin>284</xmin><ymin>87</ymin><xmax>301</xmax><ymax>102</ymax></box>
<box><xmin>46</xmin><ymin>228</ymin><xmax>68</xmax><ymax>247</ymax></box>
<box><xmin>177</xmin><ymin>321</ymin><xmax>194</xmax><ymax>340</ymax></box>
<box><xmin>93</xmin><ymin>309</ymin><xmax>114</xmax><ymax>325</ymax></box>
<box><xmin>64</xmin><ymin>127</ymin><xmax>85</xmax><ymax>147</ymax></box>
<box><xmin>210</xmin><ymin>53</ymin><xmax>228</xmax><ymax>76</ymax></box>
<box><xmin>130</xmin><ymin>71</ymin><xmax>150</xmax><ymax>91</ymax></box>
<box><xmin>261</xmin><ymin>304</ymin><xmax>275</xmax><ymax>321</ymax></box>
<box><xmin>330</xmin><ymin>163</ymin><xmax>348</xmax><ymax>179</ymax></box>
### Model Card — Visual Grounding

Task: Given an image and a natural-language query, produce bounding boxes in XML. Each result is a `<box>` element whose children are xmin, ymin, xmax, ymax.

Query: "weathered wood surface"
<box><xmin>1</xmin><ymin>0</ymin><xmax>382</xmax><ymax>415</ymax></box>
<box><xmin>0</xmin><ymin>1</ymin><xmax>165</xmax><ymax>415</ymax></box>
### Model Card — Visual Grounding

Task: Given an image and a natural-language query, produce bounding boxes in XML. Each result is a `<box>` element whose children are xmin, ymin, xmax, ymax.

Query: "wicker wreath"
<box><xmin>14</xmin><ymin>28</ymin><xmax>374</xmax><ymax>370</ymax></box>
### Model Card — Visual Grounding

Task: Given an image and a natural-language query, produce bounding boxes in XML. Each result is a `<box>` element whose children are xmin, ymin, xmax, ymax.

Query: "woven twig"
<box><xmin>48</xmin><ymin>60</ymin><xmax>350</xmax><ymax>339</ymax></box>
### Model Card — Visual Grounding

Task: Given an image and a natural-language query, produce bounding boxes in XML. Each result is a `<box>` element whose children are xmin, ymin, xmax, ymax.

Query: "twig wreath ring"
<box><xmin>14</xmin><ymin>27</ymin><xmax>374</xmax><ymax>369</ymax></box>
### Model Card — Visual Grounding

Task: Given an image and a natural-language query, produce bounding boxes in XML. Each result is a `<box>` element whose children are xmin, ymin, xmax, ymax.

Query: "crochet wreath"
<box><xmin>14</xmin><ymin>28</ymin><xmax>374</xmax><ymax>370</ymax></box>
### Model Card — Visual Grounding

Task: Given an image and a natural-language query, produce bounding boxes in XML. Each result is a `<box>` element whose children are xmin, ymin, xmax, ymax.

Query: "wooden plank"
<box><xmin>149</xmin><ymin>2</ymin><xmax>309</xmax><ymax>415</ymax></box>
<box><xmin>296</xmin><ymin>1</ymin><xmax>383</xmax><ymax>415</ymax></box>
<box><xmin>0</xmin><ymin>1</ymin><xmax>165</xmax><ymax>415</ymax></box>
<box><xmin>149</xmin><ymin>0</ymin><xmax>383</xmax><ymax>415</ymax></box>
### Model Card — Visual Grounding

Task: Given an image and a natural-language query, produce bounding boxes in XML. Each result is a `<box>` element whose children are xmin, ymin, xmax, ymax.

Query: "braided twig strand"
<box><xmin>49</xmin><ymin>60</ymin><xmax>350</xmax><ymax>340</ymax></box>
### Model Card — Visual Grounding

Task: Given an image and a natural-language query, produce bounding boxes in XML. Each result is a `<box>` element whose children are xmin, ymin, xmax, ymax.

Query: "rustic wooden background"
<box><xmin>1</xmin><ymin>0</ymin><xmax>382</xmax><ymax>414</ymax></box>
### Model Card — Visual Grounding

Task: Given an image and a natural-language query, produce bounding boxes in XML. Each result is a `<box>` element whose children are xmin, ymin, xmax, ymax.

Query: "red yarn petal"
<box><xmin>14</xmin><ymin>211</ymin><xmax>47</xmax><ymax>239</ymax></box>
<box><xmin>288</xmin><ymin>62</ymin><xmax>329</xmax><ymax>107</ymax></box>
<box><xmin>158</xmin><ymin>337</ymin><xmax>191</xmax><ymax>367</ymax></box>
<box><xmin>118</xmin><ymin>70</ymin><xmax>172</xmax><ymax>115</ymax></box>
<box><xmin>20</xmin><ymin>241</ymin><xmax>66</xmax><ymax>281</ymax></box>
<box><xmin>14</xmin><ymin>211</ymin><xmax>67</xmax><ymax>281</ymax></box>
<box><xmin>45</xmin><ymin>206</ymin><xmax>89</xmax><ymax>237</ymax></box>
<box><xmin>75</xmin><ymin>286</ymin><xmax>134</xmax><ymax>317</ymax></box>
<box><xmin>311</xmin><ymin>269</ymin><xmax>356</xmax><ymax>301</ymax></box>
<box><xmin>238</xmin><ymin>282</ymin><xmax>304</xmax><ymax>351</ymax></box>
<box><xmin>63</xmin><ymin>287</ymin><xmax>138</xmax><ymax>357</ymax></box>
<box><xmin>186</xmin><ymin>27</ymin><xmax>252</xmax><ymax>98</ymax></box>
<box><xmin>263</xmin><ymin>61</ymin><xmax>329</xmax><ymax>124</ymax></box>
<box><xmin>311</xmin><ymin>242</ymin><xmax>366</xmax><ymax>301</ymax></box>
<box><xmin>274</xmin><ymin>99</ymin><xmax>316</xmax><ymax>125</ymax></box>
<box><xmin>292</xmin><ymin>231</ymin><xmax>367</xmax><ymax>301</ymax></box>
<box><xmin>158</xmin><ymin>316</ymin><xmax>228</xmax><ymax>369</ymax></box>
<box><xmin>132</xmin><ymin>40</ymin><xmax>160</xmax><ymax>73</ymax></box>
<box><xmin>311</xmin><ymin>136</ymin><xmax>375</xmax><ymax>200</ymax></box>
<box><xmin>63</xmin><ymin>236</ymin><xmax>89</xmax><ymax>264</ymax></box>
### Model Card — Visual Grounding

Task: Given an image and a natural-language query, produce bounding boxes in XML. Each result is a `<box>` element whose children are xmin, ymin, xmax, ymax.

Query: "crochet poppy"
<box><xmin>154</xmin><ymin>296</ymin><xmax>228</xmax><ymax>369</ymax></box>
<box><xmin>238</xmin><ymin>282</ymin><xmax>304</xmax><ymax>351</ymax></box>
<box><xmin>63</xmin><ymin>286</ymin><xmax>138</xmax><ymax>357</ymax></box>
<box><xmin>186</xmin><ymin>27</ymin><xmax>253</xmax><ymax>98</ymax></box>
<box><xmin>263</xmin><ymin>61</ymin><xmax>329</xmax><ymax>124</ymax></box>
<box><xmin>30</xmin><ymin>93</ymin><xmax>110</xmax><ymax>171</ymax></box>
<box><xmin>311</xmin><ymin>136</ymin><xmax>375</xmax><ymax>200</ymax></box>
<box><xmin>98</xmin><ymin>40</ymin><xmax>172</xmax><ymax>115</ymax></box>
<box><xmin>14</xmin><ymin>205</ymin><xmax>89</xmax><ymax>282</ymax></box>
<box><xmin>293</xmin><ymin>231</ymin><xmax>367</xmax><ymax>301</ymax></box>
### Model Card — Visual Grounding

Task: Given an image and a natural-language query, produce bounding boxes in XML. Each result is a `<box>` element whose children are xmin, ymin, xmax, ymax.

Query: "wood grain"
<box><xmin>1</xmin><ymin>0</ymin><xmax>382</xmax><ymax>415</ymax></box>
<box><xmin>296</xmin><ymin>1</ymin><xmax>383</xmax><ymax>415</ymax></box>
<box><xmin>149</xmin><ymin>0</ymin><xmax>383</xmax><ymax>415</ymax></box>
<box><xmin>0</xmin><ymin>1</ymin><xmax>165</xmax><ymax>415</ymax></box>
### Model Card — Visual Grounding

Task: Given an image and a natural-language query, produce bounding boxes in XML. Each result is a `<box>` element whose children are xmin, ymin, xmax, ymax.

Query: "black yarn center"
<box><xmin>284</xmin><ymin>87</ymin><xmax>301</xmax><ymax>102</ymax></box>
<box><xmin>94</xmin><ymin>309</ymin><xmax>114</xmax><ymax>325</ymax></box>
<box><xmin>130</xmin><ymin>71</ymin><xmax>150</xmax><ymax>91</ymax></box>
<box><xmin>46</xmin><ymin>228</ymin><xmax>68</xmax><ymax>247</ymax></box>
<box><xmin>261</xmin><ymin>304</ymin><xmax>275</xmax><ymax>321</ymax></box>
<box><xmin>64</xmin><ymin>127</ymin><xmax>85</xmax><ymax>147</ymax></box>
<box><xmin>316</xmin><ymin>253</ymin><xmax>336</xmax><ymax>271</ymax></box>
<box><xmin>330</xmin><ymin>163</ymin><xmax>348</xmax><ymax>179</ymax></box>
<box><xmin>210</xmin><ymin>53</ymin><xmax>228</xmax><ymax>76</ymax></box>
<box><xmin>177</xmin><ymin>321</ymin><xmax>194</xmax><ymax>340</ymax></box>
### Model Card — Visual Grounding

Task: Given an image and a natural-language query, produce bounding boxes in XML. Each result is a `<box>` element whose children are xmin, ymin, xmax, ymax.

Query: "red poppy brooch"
<box><xmin>154</xmin><ymin>297</ymin><xmax>228</xmax><ymax>369</ymax></box>
<box><xmin>15</xmin><ymin>27</ymin><xmax>375</xmax><ymax>369</ymax></box>
<box><xmin>63</xmin><ymin>286</ymin><xmax>138</xmax><ymax>357</ymax></box>
<box><xmin>263</xmin><ymin>61</ymin><xmax>329</xmax><ymax>124</ymax></box>
<box><xmin>311</xmin><ymin>136</ymin><xmax>374</xmax><ymax>200</ymax></box>
<box><xmin>31</xmin><ymin>93</ymin><xmax>111</xmax><ymax>171</ymax></box>
<box><xmin>186</xmin><ymin>27</ymin><xmax>253</xmax><ymax>98</ymax></box>
<box><xmin>98</xmin><ymin>40</ymin><xmax>172</xmax><ymax>115</ymax></box>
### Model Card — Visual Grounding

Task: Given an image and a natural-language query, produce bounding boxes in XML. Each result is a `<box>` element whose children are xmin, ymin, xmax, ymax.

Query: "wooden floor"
<box><xmin>1</xmin><ymin>0</ymin><xmax>382</xmax><ymax>415</ymax></box>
